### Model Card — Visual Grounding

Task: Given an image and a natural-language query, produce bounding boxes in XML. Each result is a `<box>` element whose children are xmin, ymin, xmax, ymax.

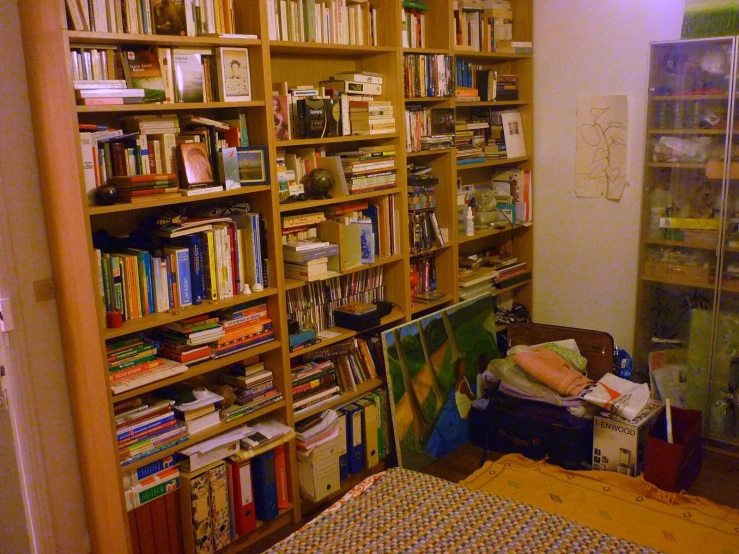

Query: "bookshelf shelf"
<box><xmin>404</xmin><ymin>97</ymin><xmax>453</xmax><ymax>103</ymax></box>
<box><xmin>402</xmin><ymin>47</ymin><xmax>450</xmax><ymax>54</ymax></box>
<box><xmin>67</xmin><ymin>31</ymin><xmax>263</xmax><ymax>47</ymax></box>
<box><xmin>649</xmin><ymin>94</ymin><xmax>729</xmax><ymax>101</ymax></box>
<box><xmin>647</xmin><ymin>128</ymin><xmax>728</xmax><ymax>135</ymax></box>
<box><xmin>452</xmin><ymin>49</ymin><xmax>532</xmax><ymax>61</ymax></box>
<box><xmin>87</xmin><ymin>185</ymin><xmax>272</xmax><ymax>215</ymax></box>
<box><xmin>410</xmin><ymin>294</ymin><xmax>452</xmax><ymax>315</ymax></box>
<box><xmin>491</xmin><ymin>279</ymin><xmax>532</xmax><ymax>297</ymax></box>
<box><xmin>643</xmin><ymin>238</ymin><xmax>716</xmax><ymax>250</ymax></box>
<box><xmin>646</xmin><ymin>162</ymin><xmax>707</xmax><ymax>169</ymax></box>
<box><xmin>406</xmin><ymin>148</ymin><xmax>454</xmax><ymax>158</ymax></box>
<box><xmin>293</xmin><ymin>377</ymin><xmax>384</xmax><ymax>423</ymax></box>
<box><xmin>276</xmin><ymin>133</ymin><xmax>399</xmax><ymax>147</ymax></box>
<box><xmin>410</xmin><ymin>243</ymin><xmax>453</xmax><ymax>258</ymax></box>
<box><xmin>102</xmin><ymin>287</ymin><xmax>279</xmax><ymax>340</ymax></box>
<box><xmin>288</xmin><ymin>306</ymin><xmax>404</xmax><ymax>359</ymax></box>
<box><xmin>223</xmin><ymin>507</ymin><xmax>293</xmax><ymax>554</ymax></box>
<box><xmin>284</xmin><ymin>254</ymin><xmax>404</xmax><ymax>291</ymax></box>
<box><xmin>111</xmin><ymin>340</ymin><xmax>283</xmax><ymax>402</ymax></box>
<box><xmin>123</xmin><ymin>399</ymin><xmax>286</xmax><ymax>471</ymax></box>
<box><xmin>76</xmin><ymin>100</ymin><xmax>266</xmax><ymax>113</ymax></box>
<box><xmin>458</xmin><ymin>223</ymin><xmax>526</xmax><ymax>244</ymax></box>
<box><xmin>641</xmin><ymin>274</ymin><xmax>716</xmax><ymax>290</ymax></box>
<box><xmin>278</xmin><ymin>187</ymin><xmax>401</xmax><ymax>212</ymax></box>
<box><xmin>269</xmin><ymin>40</ymin><xmax>396</xmax><ymax>56</ymax></box>
<box><xmin>300</xmin><ymin>458</ymin><xmax>387</xmax><ymax>514</ymax></box>
<box><xmin>456</xmin><ymin>156</ymin><xmax>531</xmax><ymax>171</ymax></box>
<box><xmin>454</xmin><ymin>100</ymin><xmax>530</xmax><ymax>108</ymax></box>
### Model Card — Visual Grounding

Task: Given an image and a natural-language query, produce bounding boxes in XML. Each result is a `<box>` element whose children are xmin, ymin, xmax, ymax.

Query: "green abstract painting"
<box><xmin>682</xmin><ymin>1</ymin><xmax>739</xmax><ymax>38</ymax></box>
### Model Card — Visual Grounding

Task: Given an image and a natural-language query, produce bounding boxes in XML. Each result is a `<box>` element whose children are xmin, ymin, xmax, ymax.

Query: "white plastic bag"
<box><xmin>582</xmin><ymin>374</ymin><xmax>650</xmax><ymax>420</ymax></box>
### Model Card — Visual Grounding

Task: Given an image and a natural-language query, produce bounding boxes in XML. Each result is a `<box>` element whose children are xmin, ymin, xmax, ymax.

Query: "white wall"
<box><xmin>533</xmin><ymin>1</ymin><xmax>685</xmax><ymax>352</ymax></box>
<box><xmin>0</xmin><ymin>0</ymin><xmax>89</xmax><ymax>551</ymax></box>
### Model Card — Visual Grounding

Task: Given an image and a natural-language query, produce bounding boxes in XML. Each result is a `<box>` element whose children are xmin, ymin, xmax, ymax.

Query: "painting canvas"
<box><xmin>382</xmin><ymin>294</ymin><xmax>498</xmax><ymax>471</ymax></box>
<box><xmin>682</xmin><ymin>1</ymin><xmax>739</xmax><ymax>38</ymax></box>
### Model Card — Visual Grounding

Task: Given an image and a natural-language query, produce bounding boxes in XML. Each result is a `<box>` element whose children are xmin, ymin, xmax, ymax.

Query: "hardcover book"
<box><xmin>151</xmin><ymin>0</ymin><xmax>187</xmax><ymax>36</ymax></box>
<box><xmin>305</xmin><ymin>97</ymin><xmax>327</xmax><ymax>139</ymax></box>
<box><xmin>172</xmin><ymin>50</ymin><xmax>206</xmax><ymax>103</ymax></box>
<box><xmin>120</xmin><ymin>47</ymin><xmax>166</xmax><ymax>103</ymax></box>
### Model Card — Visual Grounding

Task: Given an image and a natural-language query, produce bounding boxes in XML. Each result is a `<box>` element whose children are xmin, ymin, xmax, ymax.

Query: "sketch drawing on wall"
<box><xmin>575</xmin><ymin>94</ymin><xmax>629</xmax><ymax>200</ymax></box>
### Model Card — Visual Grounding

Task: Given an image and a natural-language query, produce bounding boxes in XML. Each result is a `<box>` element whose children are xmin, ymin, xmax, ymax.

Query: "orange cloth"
<box><xmin>461</xmin><ymin>454</ymin><xmax>739</xmax><ymax>554</ymax></box>
<box><xmin>513</xmin><ymin>348</ymin><xmax>592</xmax><ymax>396</ymax></box>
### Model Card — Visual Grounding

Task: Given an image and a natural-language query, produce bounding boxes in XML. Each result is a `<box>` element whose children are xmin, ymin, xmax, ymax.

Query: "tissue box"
<box><xmin>592</xmin><ymin>400</ymin><xmax>664</xmax><ymax>477</ymax></box>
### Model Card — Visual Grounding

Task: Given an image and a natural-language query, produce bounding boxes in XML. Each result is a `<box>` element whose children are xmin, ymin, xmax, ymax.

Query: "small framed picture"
<box><xmin>179</xmin><ymin>142</ymin><xmax>213</xmax><ymax>186</ymax></box>
<box><xmin>237</xmin><ymin>146</ymin><xmax>270</xmax><ymax>185</ymax></box>
<box><xmin>218</xmin><ymin>47</ymin><xmax>251</xmax><ymax>102</ymax></box>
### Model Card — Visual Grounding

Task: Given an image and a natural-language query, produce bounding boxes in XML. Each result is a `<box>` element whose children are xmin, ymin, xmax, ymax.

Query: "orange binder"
<box><xmin>228</xmin><ymin>459</ymin><xmax>257</xmax><ymax>535</ymax></box>
<box><xmin>273</xmin><ymin>444</ymin><xmax>290</xmax><ymax>509</ymax></box>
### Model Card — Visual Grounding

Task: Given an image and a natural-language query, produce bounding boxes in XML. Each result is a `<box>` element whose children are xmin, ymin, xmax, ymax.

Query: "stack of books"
<box><xmin>455</xmin><ymin>86</ymin><xmax>480</xmax><ymax>103</ymax></box>
<box><xmin>74</xmin><ymin>81</ymin><xmax>145</xmax><ymax>107</ymax></box>
<box><xmin>168</xmin><ymin>387</ymin><xmax>224</xmax><ymax>435</ymax></box>
<box><xmin>115</xmin><ymin>399</ymin><xmax>189</xmax><ymax>466</ymax></box>
<box><xmin>339</xmin><ymin>145</ymin><xmax>396</xmax><ymax>194</ymax></box>
<box><xmin>455</xmin><ymin>116</ymin><xmax>487</xmax><ymax>165</ymax></box>
<box><xmin>121</xmin><ymin>456</ymin><xmax>180</xmax><ymax>511</ymax></box>
<box><xmin>218</xmin><ymin>361</ymin><xmax>283</xmax><ymax>422</ymax></box>
<box><xmin>290</xmin><ymin>360</ymin><xmax>341</xmax><ymax>416</ymax></box>
<box><xmin>494</xmin><ymin>260</ymin><xmax>530</xmax><ymax>289</ymax></box>
<box><xmin>107</xmin><ymin>336</ymin><xmax>188</xmax><ymax>395</ymax></box>
<box><xmin>295</xmin><ymin>409</ymin><xmax>341</xmax><ymax>450</ymax></box>
<box><xmin>145</xmin><ymin>316</ymin><xmax>217</xmax><ymax>365</ymax></box>
<box><xmin>285</xmin><ymin>256</ymin><xmax>331</xmax><ymax>283</ymax></box>
<box><xmin>349</xmin><ymin>100</ymin><xmax>395</xmax><ymax>135</ymax></box>
<box><xmin>283</xmin><ymin>239</ymin><xmax>338</xmax><ymax>283</ymax></box>
<box><xmin>496</xmin><ymin>74</ymin><xmax>519</xmax><ymax>101</ymax></box>
<box><xmin>213</xmin><ymin>299</ymin><xmax>275</xmax><ymax>359</ymax></box>
<box><xmin>404</xmin><ymin>106</ymin><xmax>455</xmax><ymax>152</ymax></box>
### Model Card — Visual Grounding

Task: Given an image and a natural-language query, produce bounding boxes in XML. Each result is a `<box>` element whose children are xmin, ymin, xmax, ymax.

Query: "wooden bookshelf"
<box><xmin>293</xmin><ymin>377</ymin><xmax>384</xmax><ymax>423</ymax></box>
<box><xmin>19</xmin><ymin>0</ymin><xmax>534</xmax><ymax>551</ymax></box>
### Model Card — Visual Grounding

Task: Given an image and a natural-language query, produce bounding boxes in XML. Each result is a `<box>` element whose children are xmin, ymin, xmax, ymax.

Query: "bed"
<box><xmin>266</xmin><ymin>453</ymin><xmax>739</xmax><ymax>554</ymax></box>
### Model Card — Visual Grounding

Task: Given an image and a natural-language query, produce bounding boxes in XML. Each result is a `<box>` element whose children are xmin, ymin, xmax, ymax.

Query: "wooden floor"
<box><xmin>245</xmin><ymin>442</ymin><xmax>739</xmax><ymax>553</ymax></box>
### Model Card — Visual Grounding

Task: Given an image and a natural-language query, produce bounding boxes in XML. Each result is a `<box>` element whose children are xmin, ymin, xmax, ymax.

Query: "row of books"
<box><xmin>107</xmin><ymin>336</ymin><xmax>188</xmax><ymax>395</ymax></box>
<box><xmin>455</xmin><ymin>62</ymin><xmax>518</xmax><ymax>102</ymax></box>
<box><xmin>403</xmin><ymin>54</ymin><xmax>455</xmax><ymax>98</ymax></box>
<box><xmin>216</xmin><ymin>361</ymin><xmax>284</xmax><ymax>422</ymax></box>
<box><xmin>453</xmin><ymin>0</ymin><xmax>512</xmax><ymax>53</ymax></box>
<box><xmin>73</xmin><ymin>45</ymin><xmax>252</xmax><ymax>106</ymax></box>
<box><xmin>94</xmin><ymin>211</ymin><xmax>268</xmax><ymax>326</ymax></box>
<box><xmin>411</xmin><ymin>255</ymin><xmax>442</xmax><ymax>303</ymax></box>
<box><xmin>65</xmin><ymin>0</ymin><xmax>240</xmax><ymax>37</ymax></box>
<box><xmin>266</xmin><ymin>0</ymin><xmax>378</xmax><ymax>45</ymax></box>
<box><xmin>295</xmin><ymin>390</ymin><xmax>391</xmax><ymax>501</ymax></box>
<box><xmin>285</xmin><ymin>267</ymin><xmax>385</xmax><ymax>330</ymax></box>
<box><xmin>410</xmin><ymin>209</ymin><xmax>443</xmax><ymax>254</ymax></box>
<box><xmin>455</xmin><ymin>112</ymin><xmax>488</xmax><ymax>164</ymax></box>
<box><xmin>290</xmin><ymin>360</ymin><xmax>341</xmax><ymax>415</ymax></box>
<box><xmin>404</xmin><ymin>106</ymin><xmax>455</xmax><ymax>153</ymax></box>
<box><xmin>458</xmin><ymin>254</ymin><xmax>528</xmax><ymax>299</ymax></box>
<box><xmin>401</xmin><ymin>0</ymin><xmax>427</xmax><ymax>48</ymax></box>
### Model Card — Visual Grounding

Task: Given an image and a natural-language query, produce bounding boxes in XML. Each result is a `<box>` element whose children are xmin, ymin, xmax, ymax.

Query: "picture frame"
<box><xmin>217</xmin><ymin>47</ymin><xmax>251</xmax><ymax>102</ymax></box>
<box><xmin>237</xmin><ymin>146</ymin><xmax>270</xmax><ymax>185</ymax></box>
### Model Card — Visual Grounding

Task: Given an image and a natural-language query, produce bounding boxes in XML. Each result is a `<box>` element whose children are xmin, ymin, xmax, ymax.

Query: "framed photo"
<box><xmin>218</xmin><ymin>47</ymin><xmax>251</xmax><ymax>102</ymax></box>
<box><xmin>179</xmin><ymin>142</ymin><xmax>213</xmax><ymax>186</ymax></box>
<box><xmin>237</xmin><ymin>146</ymin><xmax>270</xmax><ymax>185</ymax></box>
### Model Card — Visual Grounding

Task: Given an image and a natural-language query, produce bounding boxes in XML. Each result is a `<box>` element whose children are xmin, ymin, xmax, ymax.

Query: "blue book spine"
<box><xmin>142</xmin><ymin>251</ymin><xmax>154</xmax><ymax>314</ymax></box>
<box><xmin>134</xmin><ymin>455</ymin><xmax>177</xmax><ymax>481</ymax></box>
<box><xmin>165</xmin><ymin>256</ymin><xmax>175</xmax><ymax>309</ymax></box>
<box><xmin>116</xmin><ymin>414</ymin><xmax>175</xmax><ymax>442</ymax></box>
<box><xmin>176</xmin><ymin>249</ymin><xmax>192</xmax><ymax>306</ymax></box>
<box><xmin>252</xmin><ymin>450</ymin><xmax>279</xmax><ymax>522</ymax></box>
<box><xmin>175</xmin><ymin>236</ymin><xmax>204</xmax><ymax>305</ymax></box>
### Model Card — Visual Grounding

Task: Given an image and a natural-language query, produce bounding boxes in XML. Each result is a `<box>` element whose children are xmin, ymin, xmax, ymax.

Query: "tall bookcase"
<box><xmin>18</xmin><ymin>0</ymin><xmax>533</xmax><ymax>552</ymax></box>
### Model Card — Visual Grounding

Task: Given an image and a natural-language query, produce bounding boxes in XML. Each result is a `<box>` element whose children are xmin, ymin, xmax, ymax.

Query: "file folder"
<box><xmin>357</xmin><ymin>398</ymin><xmax>379</xmax><ymax>468</ymax></box>
<box><xmin>336</xmin><ymin>408</ymin><xmax>349</xmax><ymax>480</ymax></box>
<box><xmin>228</xmin><ymin>459</ymin><xmax>257</xmax><ymax>535</ymax></box>
<box><xmin>208</xmin><ymin>461</ymin><xmax>231</xmax><ymax>550</ymax></box>
<box><xmin>344</xmin><ymin>403</ymin><xmax>365</xmax><ymax>474</ymax></box>
<box><xmin>252</xmin><ymin>450</ymin><xmax>279</xmax><ymax>521</ymax></box>
<box><xmin>274</xmin><ymin>443</ymin><xmax>291</xmax><ymax>509</ymax></box>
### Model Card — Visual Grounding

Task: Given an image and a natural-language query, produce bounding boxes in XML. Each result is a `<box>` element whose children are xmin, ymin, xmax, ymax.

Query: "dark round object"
<box><xmin>94</xmin><ymin>184</ymin><xmax>118</xmax><ymax>205</ymax></box>
<box><xmin>303</xmin><ymin>168</ymin><xmax>334</xmax><ymax>199</ymax></box>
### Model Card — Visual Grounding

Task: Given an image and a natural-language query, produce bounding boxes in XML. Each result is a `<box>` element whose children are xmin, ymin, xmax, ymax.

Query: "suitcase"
<box><xmin>470</xmin><ymin>322</ymin><xmax>616</xmax><ymax>469</ymax></box>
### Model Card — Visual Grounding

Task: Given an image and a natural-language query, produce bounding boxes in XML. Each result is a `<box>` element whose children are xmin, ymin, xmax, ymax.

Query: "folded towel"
<box><xmin>514</xmin><ymin>348</ymin><xmax>592</xmax><ymax>396</ymax></box>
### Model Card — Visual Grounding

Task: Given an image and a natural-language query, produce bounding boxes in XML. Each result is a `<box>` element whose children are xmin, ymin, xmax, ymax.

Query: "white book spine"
<box><xmin>280</xmin><ymin>0</ymin><xmax>289</xmax><ymax>41</ymax></box>
<box><xmin>298</xmin><ymin>0</ymin><xmax>305</xmax><ymax>42</ymax></box>
<box><xmin>267</xmin><ymin>0</ymin><xmax>277</xmax><ymax>39</ymax></box>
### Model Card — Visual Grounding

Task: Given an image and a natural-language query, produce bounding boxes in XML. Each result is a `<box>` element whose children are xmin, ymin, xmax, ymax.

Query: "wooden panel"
<box><xmin>150</xmin><ymin>496</ymin><xmax>172</xmax><ymax>553</ymax></box>
<box><xmin>164</xmin><ymin>491</ymin><xmax>184</xmax><ymax>554</ymax></box>
<box><xmin>134</xmin><ymin>503</ymin><xmax>156</xmax><ymax>554</ymax></box>
<box><xmin>17</xmin><ymin>2</ymin><xmax>130</xmax><ymax>553</ymax></box>
<box><xmin>128</xmin><ymin>510</ymin><xmax>141</xmax><ymax>554</ymax></box>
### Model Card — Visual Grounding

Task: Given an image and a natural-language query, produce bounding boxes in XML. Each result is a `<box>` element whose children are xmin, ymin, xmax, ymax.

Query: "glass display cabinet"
<box><xmin>635</xmin><ymin>37</ymin><xmax>739</xmax><ymax>447</ymax></box>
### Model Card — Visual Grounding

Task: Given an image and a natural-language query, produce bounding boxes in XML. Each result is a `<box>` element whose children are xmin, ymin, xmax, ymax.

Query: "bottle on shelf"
<box><xmin>465</xmin><ymin>206</ymin><xmax>475</xmax><ymax>236</ymax></box>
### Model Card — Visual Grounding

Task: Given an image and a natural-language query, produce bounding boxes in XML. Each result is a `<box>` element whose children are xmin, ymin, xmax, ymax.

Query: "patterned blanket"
<box><xmin>266</xmin><ymin>467</ymin><xmax>660</xmax><ymax>553</ymax></box>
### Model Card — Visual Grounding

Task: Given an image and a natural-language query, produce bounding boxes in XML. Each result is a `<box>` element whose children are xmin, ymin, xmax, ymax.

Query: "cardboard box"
<box><xmin>592</xmin><ymin>400</ymin><xmax>664</xmax><ymax>477</ymax></box>
<box><xmin>297</xmin><ymin>435</ymin><xmax>341</xmax><ymax>503</ymax></box>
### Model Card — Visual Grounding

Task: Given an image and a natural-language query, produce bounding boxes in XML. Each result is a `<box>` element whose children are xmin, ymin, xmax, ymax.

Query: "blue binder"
<box><xmin>337</xmin><ymin>408</ymin><xmax>349</xmax><ymax>481</ymax></box>
<box><xmin>252</xmin><ymin>450</ymin><xmax>279</xmax><ymax>522</ymax></box>
<box><xmin>344</xmin><ymin>403</ymin><xmax>365</xmax><ymax>475</ymax></box>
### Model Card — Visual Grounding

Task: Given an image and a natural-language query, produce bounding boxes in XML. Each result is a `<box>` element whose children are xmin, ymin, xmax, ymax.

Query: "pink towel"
<box><xmin>513</xmin><ymin>348</ymin><xmax>592</xmax><ymax>396</ymax></box>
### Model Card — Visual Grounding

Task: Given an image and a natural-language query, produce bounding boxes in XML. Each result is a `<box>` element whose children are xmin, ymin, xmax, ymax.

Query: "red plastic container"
<box><xmin>643</xmin><ymin>406</ymin><xmax>702</xmax><ymax>492</ymax></box>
